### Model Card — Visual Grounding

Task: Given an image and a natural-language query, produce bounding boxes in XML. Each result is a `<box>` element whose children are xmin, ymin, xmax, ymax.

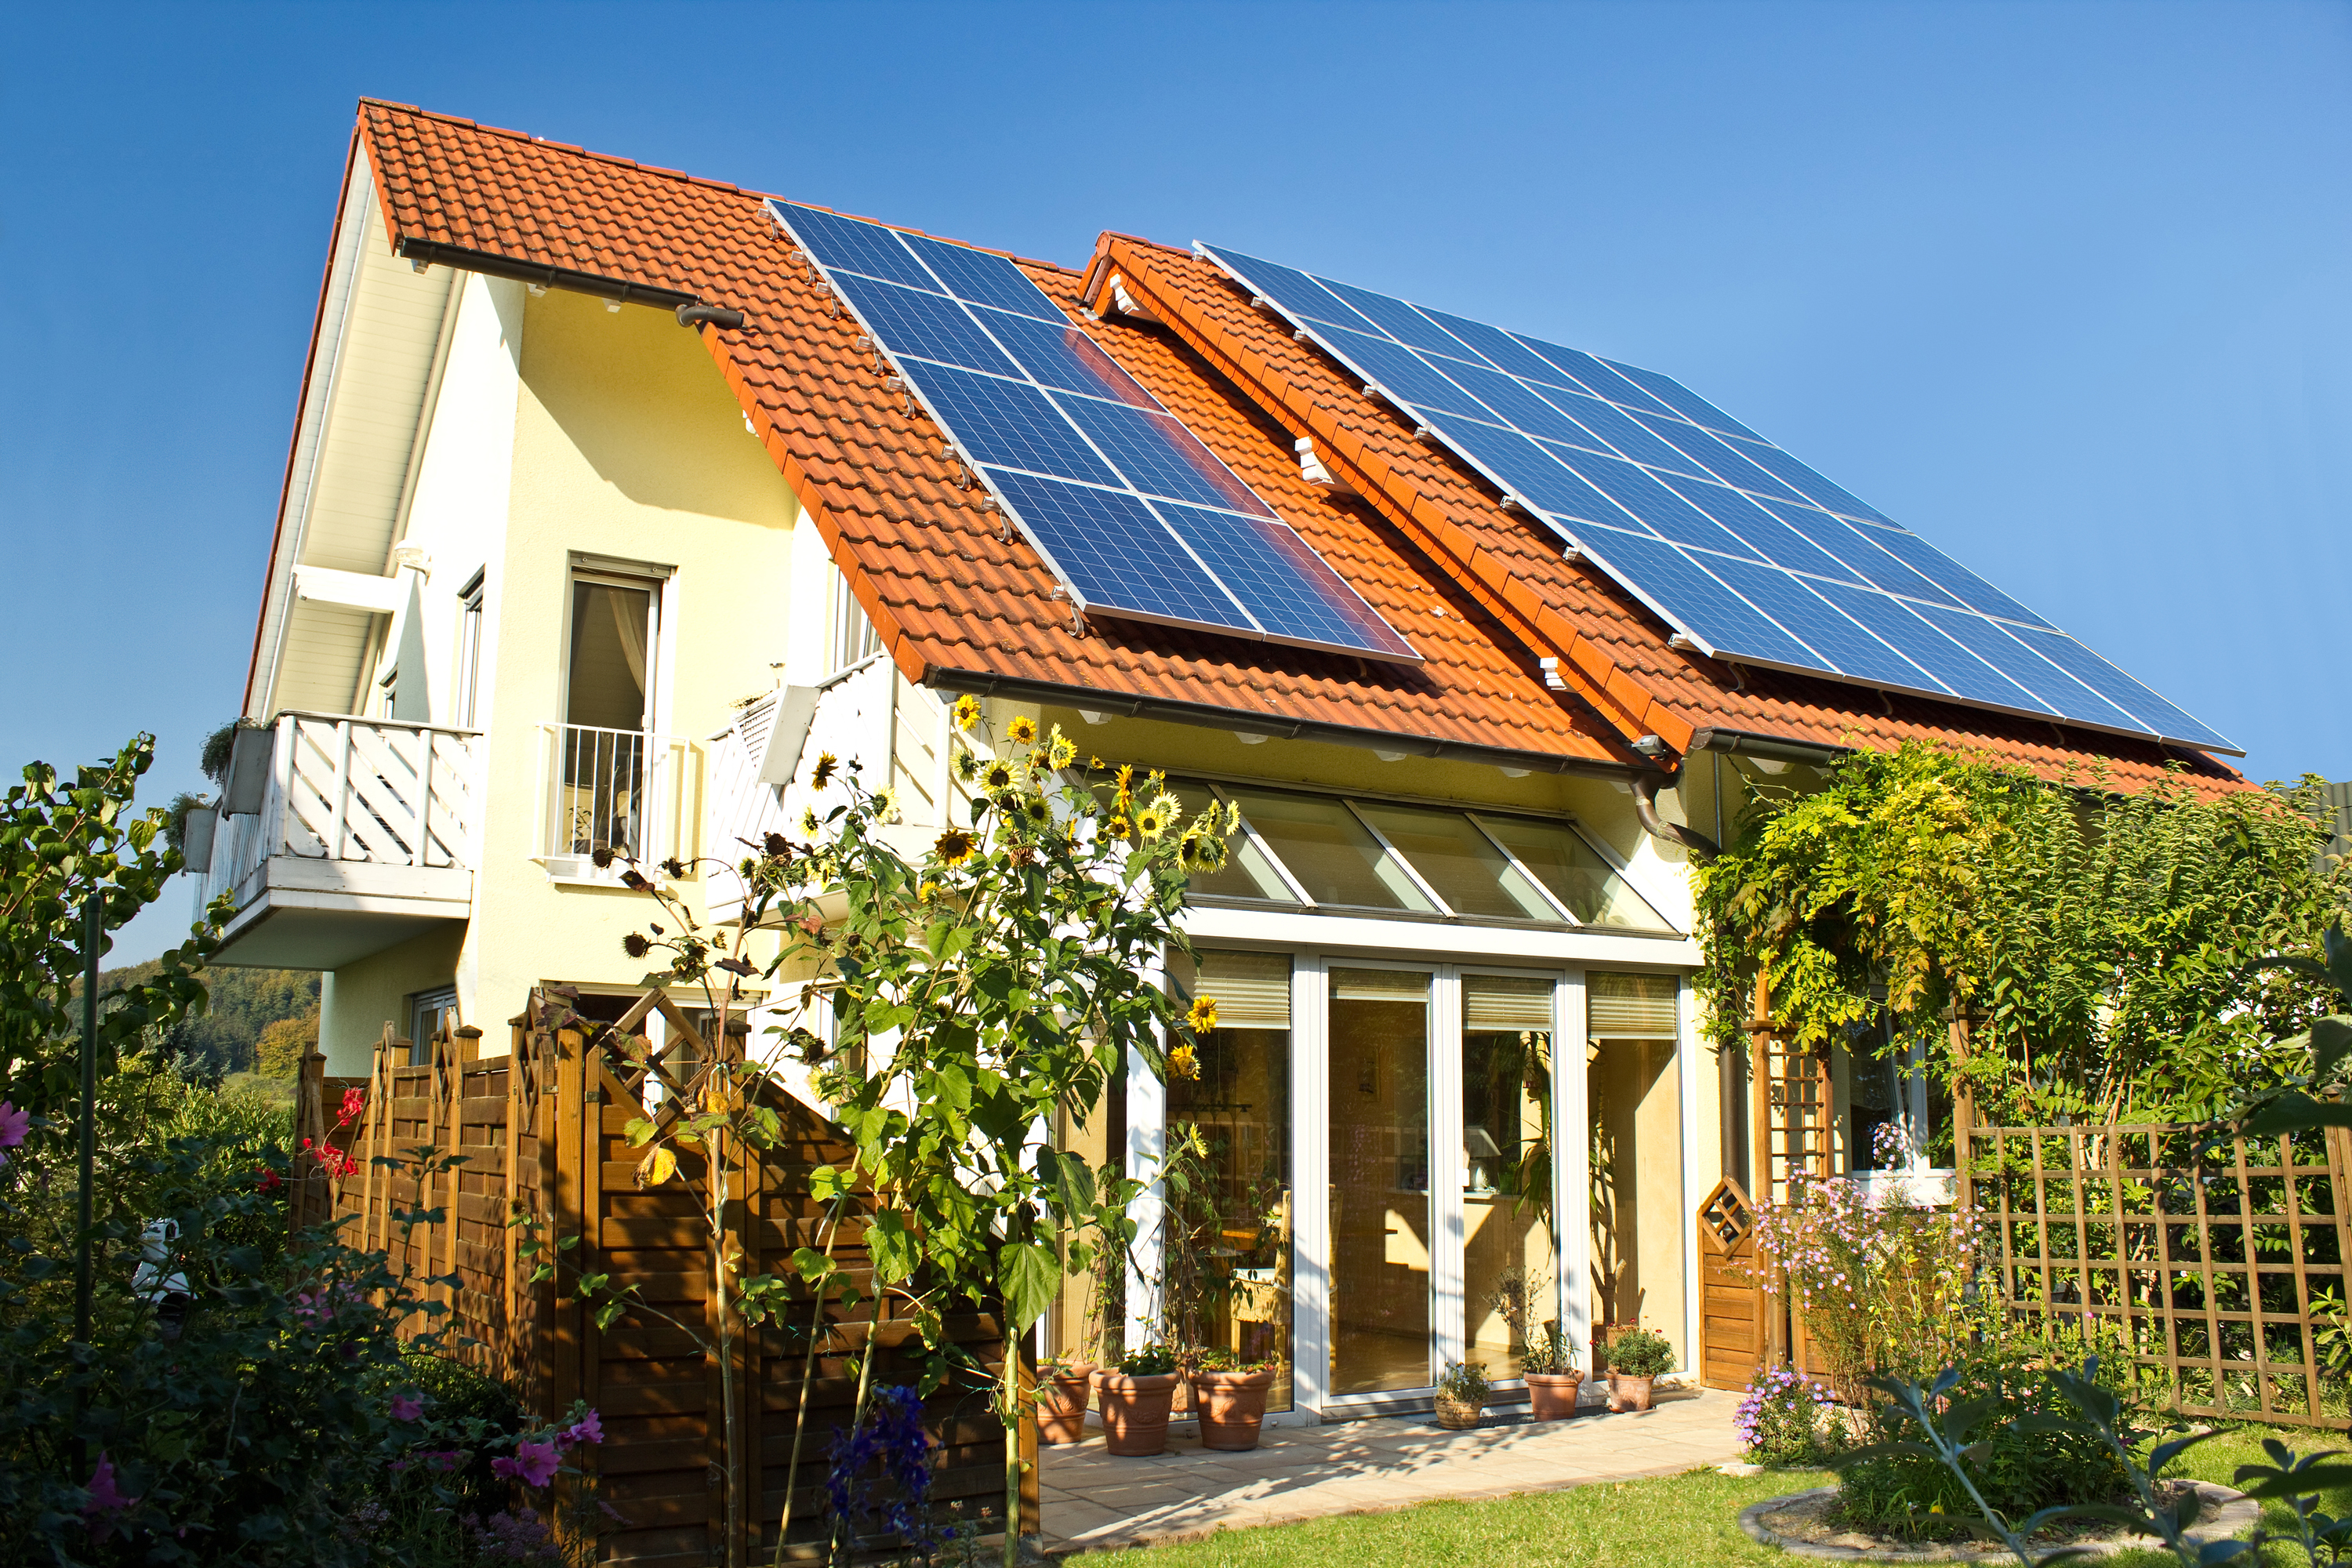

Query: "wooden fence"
<box><xmin>1963</xmin><ymin>1123</ymin><xmax>2352</xmax><ymax>1430</ymax></box>
<box><xmin>292</xmin><ymin>989</ymin><xmax>1037</xmax><ymax>1565</ymax></box>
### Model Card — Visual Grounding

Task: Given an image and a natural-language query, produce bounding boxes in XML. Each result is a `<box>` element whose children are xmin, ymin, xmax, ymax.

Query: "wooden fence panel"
<box><xmin>292</xmin><ymin>992</ymin><xmax>1038</xmax><ymax>1564</ymax></box>
<box><xmin>1965</xmin><ymin>1123</ymin><xmax>2352</xmax><ymax>1431</ymax></box>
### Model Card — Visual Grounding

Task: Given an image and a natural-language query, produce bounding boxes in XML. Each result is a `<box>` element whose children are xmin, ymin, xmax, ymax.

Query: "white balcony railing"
<box><xmin>201</xmin><ymin>713</ymin><xmax>482</xmax><ymax>916</ymax></box>
<box><xmin>535</xmin><ymin>723</ymin><xmax>693</xmax><ymax>879</ymax></box>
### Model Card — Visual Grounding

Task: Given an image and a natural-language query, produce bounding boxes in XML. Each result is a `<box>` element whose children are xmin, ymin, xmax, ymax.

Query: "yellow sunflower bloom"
<box><xmin>934</xmin><ymin>827</ymin><xmax>978</xmax><ymax>867</ymax></box>
<box><xmin>1047</xmin><ymin>728</ymin><xmax>1077</xmax><ymax>769</ymax></box>
<box><xmin>811</xmin><ymin>752</ymin><xmax>840</xmax><ymax>790</ymax></box>
<box><xmin>980</xmin><ymin>758</ymin><xmax>1019</xmax><ymax>793</ymax></box>
<box><xmin>1186</xmin><ymin>996</ymin><xmax>1219</xmax><ymax>1033</ymax></box>
<box><xmin>1168</xmin><ymin>1043</ymin><xmax>1200</xmax><ymax>1080</ymax></box>
<box><xmin>1134</xmin><ymin>805</ymin><xmax>1167</xmax><ymax>840</ymax></box>
<box><xmin>952</xmin><ymin>693</ymin><xmax>982</xmax><ymax>732</ymax></box>
<box><xmin>1106</xmin><ymin>815</ymin><xmax>1132</xmax><ymax>840</ymax></box>
<box><xmin>1007</xmin><ymin>715</ymin><xmax>1038</xmax><ymax>745</ymax></box>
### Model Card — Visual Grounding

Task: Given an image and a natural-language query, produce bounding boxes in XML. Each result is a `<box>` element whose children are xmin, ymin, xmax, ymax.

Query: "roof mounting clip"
<box><xmin>1048</xmin><ymin>586</ymin><xmax>1087</xmax><ymax>638</ymax></box>
<box><xmin>1293</xmin><ymin>329</ymin><xmax>1310</xmax><ymax>343</ymax></box>
<box><xmin>939</xmin><ymin>443</ymin><xmax>973</xmax><ymax>490</ymax></box>
<box><xmin>1500</xmin><ymin>494</ymin><xmax>1523</xmax><ymax>514</ymax></box>
<box><xmin>1668</xmin><ymin>633</ymin><xmax>1694</xmax><ymax>651</ymax></box>
<box><xmin>1295</xmin><ymin>437</ymin><xmax>1359</xmax><ymax>499</ymax></box>
<box><xmin>1538</xmin><ymin>657</ymin><xmax>1568</xmax><ymax>693</ymax></box>
<box><xmin>1562</xmin><ymin>545</ymin><xmax>1582</xmax><ymax>563</ymax></box>
<box><xmin>1105</xmin><ymin>274</ymin><xmax>1162</xmax><ymax>325</ymax></box>
<box><xmin>979</xmin><ymin>494</ymin><xmax>1011</xmax><ymax>543</ymax></box>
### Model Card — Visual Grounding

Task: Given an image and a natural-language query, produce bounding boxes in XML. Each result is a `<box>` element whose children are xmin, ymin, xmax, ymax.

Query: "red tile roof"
<box><xmin>350</xmin><ymin>100</ymin><xmax>2245</xmax><ymax>797</ymax></box>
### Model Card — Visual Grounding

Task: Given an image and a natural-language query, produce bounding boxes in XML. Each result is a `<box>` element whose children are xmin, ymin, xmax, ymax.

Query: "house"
<box><xmin>196</xmin><ymin>100</ymin><xmax>2245</xmax><ymax>1421</ymax></box>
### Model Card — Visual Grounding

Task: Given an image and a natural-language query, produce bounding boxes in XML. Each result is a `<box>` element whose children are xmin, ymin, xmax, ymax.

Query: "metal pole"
<box><xmin>74</xmin><ymin>887</ymin><xmax>100</xmax><ymax>1477</ymax></box>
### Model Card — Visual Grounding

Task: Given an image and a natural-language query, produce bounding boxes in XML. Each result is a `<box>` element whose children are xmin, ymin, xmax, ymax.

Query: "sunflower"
<box><xmin>872</xmin><ymin>786</ymin><xmax>900</xmax><ymax>824</ymax></box>
<box><xmin>1167</xmin><ymin>1043</ymin><xmax>1200</xmax><ymax>1080</ymax></box>
<box><xmin>1134</xmin><ymin>804</ymin><xmax>1168</xmax><ymax>841</ymax></box>
<box><xmin>1106</xmin><ymin>814</ymin><xmax>1133</xmax><ymax>841</ymax></box>
<box><xmin>1007</xmin><ymin>714</ymin><xmax>1038</xmax><ymax>745</ymax></box>
<box><xmin>953</xmin><ymin>747</ymin><xmax>979</xmax><ymax>781</ymax></box>
<box><xmin>934</xmin><ymin>826</ymin><xmax>978</xmax><ymax>867</ymax></box>
<box><xmin>980</xmin><ymin>758</ymin><xmax>1019</xmax><ymax>794</ymax></box>
<box><xmin>1186</xmin><ymin>996</ymin><xmax>1220</xmax><ymax>1034</ymax></box>
<box><xmin>800</xmin><ymin>808</ymin><xmax>822</xmax><ymax>835</ymax></box>
<box><xmin>622</xmin><ymin>932</ymin><xmax>652</xmax><ymax>959</ymax></box>
<box><xmin>1149</xmin><ymin>792</ymin><xmax>1181</xmax><ymax>824</ymax></box>
<box><xmin>1113</xmin><ymin>763</ymin><xmax>1134</xmax><ymax>806</ymax></box>
<box><xmin>952</xmin><ymin>693</ymin><xmax>982</xmax><ymax>732</ymax></box>
<box><xmin>1226</xmin><ymin>801</ymin><xmax>1245</xmax><ymax>834</ymax></box>
<box><xmin>1022</xmin><ymin>795</ymin><xmax>1052</xmax><ymax>828</ymax></box>
<box><xmin>811</xmin><ymin>752</ymin><xmax>840</xmax><ymax>790</ymax></box>
<box><xmin>1179</xmin><ymin>832</ymin><xmax>1229</xmax><ymax>873</ymax></box>
<box><xmin>1046</xmin><ymin>728</ymin><xmax>1077</xmax><ymax>769</ymax></box>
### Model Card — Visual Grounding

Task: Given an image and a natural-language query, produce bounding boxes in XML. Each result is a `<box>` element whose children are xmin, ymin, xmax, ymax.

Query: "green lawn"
<box><xmin>1075</xmin><ymin>1426</ymin><xmax>2352</xmax><ymax>1566</ymax></box>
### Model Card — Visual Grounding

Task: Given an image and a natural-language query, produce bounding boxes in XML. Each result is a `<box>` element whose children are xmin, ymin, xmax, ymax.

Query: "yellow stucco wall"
<box><xmin>321</xmin><ymin>290</ymin><xmax>797</xmax><ymax>1073</ymax></box>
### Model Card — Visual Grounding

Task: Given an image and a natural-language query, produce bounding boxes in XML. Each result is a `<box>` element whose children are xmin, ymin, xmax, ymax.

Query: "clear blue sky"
<box><xmin>4</xmin><ymin>1</ymin><xmax>2344</xmax><ymax>965</ymax></box>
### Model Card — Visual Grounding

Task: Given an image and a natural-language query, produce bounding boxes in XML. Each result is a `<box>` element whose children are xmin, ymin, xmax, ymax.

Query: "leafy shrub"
<box><xmin>1193</xmin><ymin>1346</ymin><xmax>1278</xmax><ymax>1374</ymax></box>
<box><xmin>1835</xmin><ymin>1338</ymin><xmax>2132</xmax><ymax>1539</ymax></box>
<box><xmin>1519</xmin><ymin>1324</ymin><xmax>1577</xmax><ymax>1376</ymax></box>
<box><xmin>1118</xmin><ymin>1344</ymin><xmax>1178</xmax><ymax>1376</ymax></box>
<box><xmin>1600</xmin><ymin>1327</ymin><xmax>1675</xmax><ymax>1378</ymax></box>
<box><xmin>1735</xmin><ymin>1367</ymin><xmax>1842</xmax><ymax>1466</ymax></box>
<box><xmin>1438</xmin><ymin>1359</ymin><xmax>1491</xmax><ymax>1403</ymax></box>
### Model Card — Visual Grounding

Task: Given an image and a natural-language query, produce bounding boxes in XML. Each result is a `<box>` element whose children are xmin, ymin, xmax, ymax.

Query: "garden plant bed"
<box><xmin>1737</xmin><ymin>1481</ymin><xmax>2260</xmax><ymax>1563</ymax></box>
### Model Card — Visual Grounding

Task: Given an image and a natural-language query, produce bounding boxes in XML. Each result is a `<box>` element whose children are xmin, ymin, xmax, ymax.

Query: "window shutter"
<box><xmin>1196</xmin><ymin>950</ymin><xmax>1291</xmax><ymax>1031</ymax></box>
<box><xmin>1465</xmin><ymin>975</ymin><xmax>1554</xmax><ymax>1033</ymax></box>
<box><xmin>1588</xmin><ymin>971</ymin><xmax>1679</xmax><ymax>1039</ymax></box>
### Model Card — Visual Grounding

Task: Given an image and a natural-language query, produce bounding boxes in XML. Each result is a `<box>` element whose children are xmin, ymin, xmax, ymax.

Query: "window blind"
<box><xmin>1329</xmin><ymin>967</ymin><xmax>1432</xmax><ymax>1004</ymax></box>
<box><xmin>1588</xmin><ymin>971</ymin><xmax>1680</xmax><ymax>1039</ymax></box>
<box><xmin>1465</xmin><ymin>974</ymin><xmax>1554</xmax><ymax>1033</ymax></box>
<box><xmin>1196</xmin><ymin>949</ymin><xmax>1291</xmax><ymax>1031</ymax></box>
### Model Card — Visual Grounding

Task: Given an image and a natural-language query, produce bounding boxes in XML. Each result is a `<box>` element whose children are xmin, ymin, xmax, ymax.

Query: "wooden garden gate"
<box><xmin>293</xmin><ymin>989</ymin><xmax>1038</xmax><ymax>1565</ymax></box>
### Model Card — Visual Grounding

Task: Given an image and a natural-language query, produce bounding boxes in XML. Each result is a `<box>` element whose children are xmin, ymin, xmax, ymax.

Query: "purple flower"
<box><xmin>560</xmin><ymin>1408</ymin><xmax>603</xmax><ymax>1447</ymax></box>
<box><xmin>493</xmin><ymin>1439</ymin><xmax>561</xmax><ymax>1488</ymax></box>
<box><xmin>84</xmin><ymin>1453</ymin><xmax>135</xmax><ymax>1537</ymax></box>
<box><xmin>390</xmin><ymin>1393</ymin><xmax>423</xmax><ymax>1422</ymax></box>
<box><xmin>0</xmin><ymin>1101</ymin><xmax>28</xmax><ymax>1158</ymax></box>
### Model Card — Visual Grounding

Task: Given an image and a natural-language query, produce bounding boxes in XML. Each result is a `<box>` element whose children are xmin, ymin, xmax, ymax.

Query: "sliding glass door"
<box><xmin>1327</xmin><ymin>967</ymin><xmax>1432</xmax><ymax>1396</ymax></box>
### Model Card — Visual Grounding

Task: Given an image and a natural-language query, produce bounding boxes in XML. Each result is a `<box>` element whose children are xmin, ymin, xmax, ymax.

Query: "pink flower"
<box><xmin>84</xmin><ymin>1453</ymin><xmax>136</xmax><ymax>1534</ymax></box>
<box><xmin>390</xmin><ymin>1394</ymin><xmax>423</xmax><ymax>1421</ymax></box>
<box><xmin>560</xmin><ymin>1409</ymin><xmax>603</xmax><ymax>1448</ymax></box>
<box><xmin>492</xmin><ymin>1439</ymin><xmax>561</xmax><ymax>1487</ymax></box>
<box><xmin>0</xmin><ymin>1100</ymin><xmax>28</xmax><ymax>1158</ymax></box>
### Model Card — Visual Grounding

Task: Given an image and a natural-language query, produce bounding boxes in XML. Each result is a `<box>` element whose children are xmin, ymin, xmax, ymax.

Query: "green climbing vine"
<box><xmin>1693</xmin><ymin>740</ymin><xmax>2349</xmax><ymax>1129</ymax></box>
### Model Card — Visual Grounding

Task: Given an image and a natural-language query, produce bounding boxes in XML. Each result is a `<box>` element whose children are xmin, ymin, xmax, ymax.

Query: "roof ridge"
<box><xmin>357</xmin><ymin>98</ymin><xmax>753</xmax><ymax>196</ymax></box>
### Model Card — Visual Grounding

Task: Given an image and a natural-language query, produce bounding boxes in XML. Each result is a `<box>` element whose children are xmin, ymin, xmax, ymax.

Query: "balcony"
<box><xmin>199</xmin><ymin>713</ymin><xmax>480</xmax><ymax>968</ymax></box>
<box><xmin>534</xmin><ymin>723</ymin><xmax>695</xmax><ymax>881</ymax></box>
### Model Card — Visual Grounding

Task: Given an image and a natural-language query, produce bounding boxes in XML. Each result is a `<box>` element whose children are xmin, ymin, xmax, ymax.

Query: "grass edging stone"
<box><xmin>1736</xmin><ymin>1483</ymin><xmax>2260</xmax><ymax>1563</ymax></box>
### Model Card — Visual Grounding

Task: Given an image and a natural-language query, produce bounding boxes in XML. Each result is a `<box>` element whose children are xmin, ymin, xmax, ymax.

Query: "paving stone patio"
<box><xmin>1038</xmin><ymin>1387</ymin><xmax>1742</xmax><ymax>1555</ymax></box>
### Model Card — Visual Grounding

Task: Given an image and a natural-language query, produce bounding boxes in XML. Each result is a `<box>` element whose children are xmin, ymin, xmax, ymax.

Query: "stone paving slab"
<box><xmin>1040</xmin><ymin>1388</ymin><xmax>1740</xmax><ymax>1555</ymax></box>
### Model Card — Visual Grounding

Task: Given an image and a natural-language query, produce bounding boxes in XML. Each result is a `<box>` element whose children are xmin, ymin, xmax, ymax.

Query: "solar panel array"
<box><xmin>1202</xmin><ymin>245</ymin><xmax>2234</xmax><ymax>754</ymax></box>
<box><xmin>766</xmin><ymin>203</ymin><xmax>1419</xmax><ymax>666</ymax></box>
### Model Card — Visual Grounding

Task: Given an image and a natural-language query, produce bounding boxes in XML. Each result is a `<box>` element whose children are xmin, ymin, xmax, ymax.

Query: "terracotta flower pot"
<box><xmin>1434</xmin><ymin>1393</ymin><xmax>1485</xmax><ymax>1430</ymax></box>
<box><xmin>1525</xmin><ymin>1370</ymin><xmax>1585</xmax><ymax>1421</ymax></box>
<box><xmin>1094</xmin><ymin>1370</ymin><xmax>1181</xmax><ymax>1457</ymax></box>
<box><xmin>1607</xmin><ymin>1373</ymin><xmax>1655</xmax><ymax>1413</ymax></box>
<box><xmin>1038</xmin><ymin>1362</ymin><xmax>1094</xmax><ymax>1445</ymax></box>
<box><xmin>1191</xmin><ymin>1367</ymin><xmax>1276</xmax><ymax>1451</ymax></box>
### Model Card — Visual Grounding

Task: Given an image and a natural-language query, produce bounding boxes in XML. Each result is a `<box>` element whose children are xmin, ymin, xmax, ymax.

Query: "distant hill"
<box><xmin>95</xmin><ymin>960</ymin><xmax>319</xmax><ymax>1080</ymax></box>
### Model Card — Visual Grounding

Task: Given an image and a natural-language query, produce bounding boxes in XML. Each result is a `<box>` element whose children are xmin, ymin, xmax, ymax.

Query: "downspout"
<box><xmin>1632</xmin><ymin>771</ymin><xmax>1722</xmax><ymax>862</ymax></box>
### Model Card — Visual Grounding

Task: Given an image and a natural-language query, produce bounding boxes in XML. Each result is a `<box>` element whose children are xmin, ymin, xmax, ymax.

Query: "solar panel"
<box><xmin>1202</xmin><ymin>242</ymin><xmax>2235</xmax><ymax>753</ymax></box>
<box><xmin>770</xmin><ymin>204</ymin><xmax>1417</xmax><ymax>665</ymax></box>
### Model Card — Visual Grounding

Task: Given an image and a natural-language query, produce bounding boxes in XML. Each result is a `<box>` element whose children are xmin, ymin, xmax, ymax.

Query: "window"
<box><xmin>453</xmin><ymin>570</ymin><xmax>485</xmax><ymax>728</ymax></box>
<box><xmin>408</xmin><ymin>985</ymin><xmax>459</xmax><ymax>1066</ymax></box>
<box><xmin>829</xmin><ymin>571</ymin><xmax>880</xmax><ymax>675</ymax></box>
<box><xmin>555</xmin><ymin>570</ymin><xmax>662</xmax><ymax>862</ymax></box>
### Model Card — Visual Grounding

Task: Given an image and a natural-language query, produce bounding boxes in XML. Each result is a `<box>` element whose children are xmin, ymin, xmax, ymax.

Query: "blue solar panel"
<box><xmin>1575</xmin><ymin>527</ymin><xmax>1821</xmax><ymax>667</ymax></box>
<box><xmin>898</xmin><ymin>233</ymin><xmax>1065</xmax><ymax>322</ymax></box>
<box><xmin>772</xmin><ymin>206</ymin><xmax>1419</xmax><ymax>663</ymax></box>
<box><xmin>1201</xmin><ymin>240</ymin><xmax>2235</xmax><ymax>750</ymax></box>
<box><xmin>1854</xmin><ymin>524</ymin><xmax>2053</xmax><ymax>630</ymax></box>
<box><xmin>1548</xmin><ymin>447</ymin><xmax>1764</xmax><ymax>559</ymax></box>
<box><xmin>1320</xmin><ymin>325</ymin><xmax>1497</xmax><ymax>420</ymax></box>
<box><xmin>829</xmin><ymin>273</ymin><xmax>1022</xmax><ymax>378</ymax></box>
<box><xmin>1437</xmin><ymin>419</ymin><xmax>1632</xmax><ymax>526</ymax></box>
<box><xmin>1603</xmin><ymin>361</ymin><xmax>1765</xmax><ymax>441</ymax></box>
<box><xmin>1153</xmin><ymin>501</ymin><xmax>1417</xmax><ymax>659</ymax></box>
<box><xmin>779</xmin><ymin>204</ymin><xmax>938</xmax><ymax>289</ymax></box>
<box><xmin>1999</xmin><ymin>623</ymin><xmax>2234</xmax><ymax>750</ymax></box>
<box><xmin>1657</xmin><ymin>476</ymin><xmax>1865</xmax><ymax>584</ymax></box>
<box><xmin>913</xmin><ymin>364</ymin><xmax>1123</xmax><ymax>486</ymax></box>
<box><xmin>1054</xmin><ymin>394</ymin><xmax>1272</xmax><ymax>517</ymax></box>
<box><xmin>984</xmin><ymin>471</ymin><xmax>1258</xmax><ymax>635</ymax></box>
<box><xmin>975</xmin><ymin>308</ymin><xmax>1155</xmax><ymax>407</ymax></box>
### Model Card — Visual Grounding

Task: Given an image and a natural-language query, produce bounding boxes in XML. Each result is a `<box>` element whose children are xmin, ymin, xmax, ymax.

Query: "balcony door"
<box><xmin>1327</xmin><ymin>966</ymin><xmax>1433</xmax><ymax>1396</ymax></box>
<box><xmin>561</xmin><ymin>572</ymin><xmax>660</xmax><ymax>861</ymax></box>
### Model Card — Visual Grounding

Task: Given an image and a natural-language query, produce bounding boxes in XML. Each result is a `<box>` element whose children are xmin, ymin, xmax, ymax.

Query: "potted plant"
<box><xmin>1599</xmin><ymin>1327</ymin><xmax>1675</xmax><ymax>1412</ymax></box>
<box><xmin>1435</xmin><ymin>1359</ymin><xmax>1491</xmax><ymax>1430</ymax></box>
<box><xmin>1521</xmin><ymin>1323</ymin><xmax>1585</xmax><ymax>1421</ymax></box>
<box><xmin>1038</xmin><ymin>1354</ymin><xmax>1094</xmax><ymax>1445</ymax></box>
<box><xmin>1094</xmin><ymin>1344</ymin><xmax>1183</xmax><ymax>1457</ymax></box>
<box><xmin>1190</xmin><ymin>1347</ymin><xmax>1279</xmax><ymax>1451</ymax></box>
